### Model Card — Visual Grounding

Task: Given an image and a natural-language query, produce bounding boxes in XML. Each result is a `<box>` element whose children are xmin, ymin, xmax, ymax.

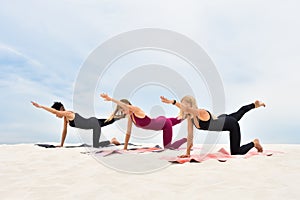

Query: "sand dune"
<box><xmin>0</xmin><ymin>144</ymin><xmax>299</xmax><ymax>200</ymax></box>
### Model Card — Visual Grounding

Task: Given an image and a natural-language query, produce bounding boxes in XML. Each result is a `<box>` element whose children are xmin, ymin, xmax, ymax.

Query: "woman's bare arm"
<box><xmin>100</xmin><ymin>93</ymin><xmax>135</xmax><ymax>111</ymax></box>
<box><xmin>58</xmin><ymin>117</ymin><xmax>68</xmax><ymax>147</ymax></box>
<box><xmin>31</xmin><ymin>101</ymin><xmax>75</xmax><ymax>120</ymax></box>
<box><xmin>160</xmin><ymin>96</ymin><xmax>181</xmax><ymax>109</ymax></box>
<box><xmin>123</xmin><ymin>117</ymin><xmax>133</xmax><ymax>150</ymax></box>
<box><xmin>160</xmin><ymin>96</ymin><xmax>209</xmax><ymax>120</ymax></box>
<box><xmin>186</xmin><ymin>118</ymin><xmax>194</xmax><ymax>156</ymax></box>
<box><xmin>179</xmin><ymin>117</ymin><xmax>194</xmax><ymax>158</ymax></box>
<box><xmin>100</xmin><ymin>93</ymin><xmax>140</xmax><ymax>113</ymax></box>
<box><xmin>31</xmin><ymin>101</ymin><xmax>59</xmax><ymax>114</ymax></box>
<box><xmin>160</xmin><ymin>96</ymin><xmax>198</xmax><ymax>114</ymax></box>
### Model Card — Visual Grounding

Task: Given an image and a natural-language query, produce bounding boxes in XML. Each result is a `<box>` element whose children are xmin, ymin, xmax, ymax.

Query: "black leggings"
<box><xmin>209</xmin><ymin>103</ymin><xmax>255</xmax><ymax>155</ymax></box>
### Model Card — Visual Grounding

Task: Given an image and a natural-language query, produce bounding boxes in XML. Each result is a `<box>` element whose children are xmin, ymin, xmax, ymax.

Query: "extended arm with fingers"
<box><xmin>160</xmin><ymin>96</ymin><xmax>206</xmax><ymax>119</ymax></box>
<box><xmin>160</xmin><ymin>96</ymin><xmax>181</xmax><ymax>109</ymax></box>
<box><xmin>100</xmin><ymin>93</ymin><xmax>139</xmax><ymax>113</ymax></box>
<box><xmin>31</xmin><ymin>101</ymin><xmax>74</xmax><ymax>120</ymax></box>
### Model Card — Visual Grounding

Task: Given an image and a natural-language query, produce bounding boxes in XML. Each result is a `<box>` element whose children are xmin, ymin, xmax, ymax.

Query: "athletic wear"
<box><xmin>131</xmin><ymin>114</ymin><xmax>184</xmax><ymax>148</ymax></box>
<box><xmin>192</xmin><ymin>103</ymin><xmax>256</xmax><ymax>155</ymax></box>
<box><xmin>68</xmin><ymin>113</ymin><xmax>118</xmax><ymax>148</ymax></box>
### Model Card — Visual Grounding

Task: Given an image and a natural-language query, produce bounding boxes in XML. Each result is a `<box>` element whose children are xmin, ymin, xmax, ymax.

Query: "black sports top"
<box><xmin>69</xmin><ymin>119</ymin><xmax>76</xmax><ymax>127</ymax></box>
<box><xmin>191</xmin><ymin>110</ymin><xmax>212</xmax><ymax>130</ymax></box>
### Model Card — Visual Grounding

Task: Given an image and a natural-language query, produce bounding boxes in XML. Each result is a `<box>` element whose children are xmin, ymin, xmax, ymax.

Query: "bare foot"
<box><xmin>253</xmin><ymin>139</ymin><xmax>263</xmax><ymax>152</ymax></box>
<box><xmin>254</xmin><ymin>100</ymin><xmax>266</xmax><ymax>108</ymax></box>
<box><xmin>111</xmin><ymin>137</ymin><xmax>121</xmax><ymax>146</ymax></box>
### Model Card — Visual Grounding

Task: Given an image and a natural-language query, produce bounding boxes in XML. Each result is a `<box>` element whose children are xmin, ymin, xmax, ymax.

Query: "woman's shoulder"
<box><xmin>131</xmin><ymin>106</ymin><xmax>145</xmax><ymax>114</ymax></box>
<box><xmin>130</xmin><ymin>105</ymin><xmax>142</xmax><ymax>112</ymax></box>
<box><xmin>198</xmin><ymin>109</ymin><xmax>211</xmax><ymax>120</ymax></box>
<box><xmin>198</xmin><ymin>109</ymin><xmax>209</xmax><ymax>114</ymax></box>
<box><xmin>64</xmin><ymin>111</ymin><xmax>76</xmax><ymax>121</ymax></box>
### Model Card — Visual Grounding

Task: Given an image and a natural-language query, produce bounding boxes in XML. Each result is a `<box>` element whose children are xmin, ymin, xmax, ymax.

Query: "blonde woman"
<box><xmin>31</xmin><ymin>101</ymin><xmax>123</xmax><ymax>147</ymax></box>
<box><xmin>160</xmin><ymin>96</ymin><xmax>265</xmax><ymax>157</ymax></box>
<box><xmin>100</xmin><ymin>93</ymin><xmax>187</xmax><ymax>150</ymax></box>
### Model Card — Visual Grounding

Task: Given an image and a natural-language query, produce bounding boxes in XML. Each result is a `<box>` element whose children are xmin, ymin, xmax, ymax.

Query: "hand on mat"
<box><xmin>178</xmin><ymin>154</ymin><xmax>191</xmax><ymax>158</ymax></box>
<box><xmin>55</xmin><ymin>145</ymin><xmax>62</xmax><ymax>148</ymax></box>
<box><xmin>31</xmin><ymin>101</ymin><xmax>42</xmax><ymax>108</ymax></box>
<box><xmin>100</xmin><ymin>93</ymin><xmax>112</xmax><ymax>101</ymax></box>
<box><xmin>160</xmin><ymin>96</ymin><xmax>173</xmax><ymax>104</ymax></box>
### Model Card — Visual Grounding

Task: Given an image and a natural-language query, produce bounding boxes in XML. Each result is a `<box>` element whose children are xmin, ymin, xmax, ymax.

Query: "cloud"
<box><xmin>0</xmin><ymin>44</ymin><xmax>79</xmax><ymax>144</ymax></box>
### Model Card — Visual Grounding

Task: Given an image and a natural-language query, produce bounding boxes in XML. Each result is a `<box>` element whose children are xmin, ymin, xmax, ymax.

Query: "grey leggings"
<box><xmin>72</xmin><ymin>113</ymin><xmax>115</xmax><ymax>147</ymax></box>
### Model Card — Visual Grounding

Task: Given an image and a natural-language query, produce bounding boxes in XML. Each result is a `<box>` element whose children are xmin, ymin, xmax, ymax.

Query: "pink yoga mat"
<box><xmin>161</xmin><ymin>148</ymin><xmax>231</xmax><ymax>163</ymax></box>
<box><xmin>161</xmin><ymin>148</ymin><xmax>281</xmax><ymax>164</ymax></box>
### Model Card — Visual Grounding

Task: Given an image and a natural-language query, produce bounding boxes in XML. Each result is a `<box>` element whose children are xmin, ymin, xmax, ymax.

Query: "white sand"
<box><xmin>0</xmin><ymin>144</ymin><xmax>299</xmax><ymax>200</ymax></box>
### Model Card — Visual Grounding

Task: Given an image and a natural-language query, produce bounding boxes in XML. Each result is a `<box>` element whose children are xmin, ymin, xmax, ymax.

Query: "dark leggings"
<box><xmin>210</xmin><ymin>104</ymin><xmax>255</xmax><ymax>155</ymax></box>
<box><xmin>138</xmin><ymin>116</ymin><xmax>182</xmax><ymax>147</ymax></box>
<box><xmin>73</xmin><ymin>113</ymin><xmax>116</xmax><ymax>148</ymax></box>
<box><xmin>162</xmin><ymin>117</ymin><xmax>182</xmax><ymax>147</ymax></box>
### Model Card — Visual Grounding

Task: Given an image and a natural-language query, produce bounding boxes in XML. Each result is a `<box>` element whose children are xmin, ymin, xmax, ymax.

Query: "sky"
<box><xmin>0</xmin><ymin>0</ymin><xmax>299</xmax><ymax>145</ymax></box>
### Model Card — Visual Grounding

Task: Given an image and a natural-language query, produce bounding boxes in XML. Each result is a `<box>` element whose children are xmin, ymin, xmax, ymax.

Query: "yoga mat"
<box><xmin>94</xmin><ymin>146</ymin><xmax>164</xmax><ymax>157</ymax></box>
<box><xmin>161</xmin><ymin>148</ymin><xmax>279</xmax><ymax>164</ymax></box>
<box><xmin>35</xmin><ymin>141</ymin><xmax>140</xmax><ymax>148</ymax></box>
<box><xmin>35</xmin><ymin>143</ymin><xmax>91</xmax><ymax>148</ymax></box>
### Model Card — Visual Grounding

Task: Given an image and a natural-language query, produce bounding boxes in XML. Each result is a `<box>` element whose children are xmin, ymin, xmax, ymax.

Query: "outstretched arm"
<box><xmin>100</xmin><ymin>93</ymin><xmax>140</xmax><ymax>113</ymax></box>
<box><xmin>31</xmin><ymin>101</ymin><xmax>59</xmax><ymax>115</ymax></box>
<box><xmin>123</xmin><ymin>117</ymin><xmax>133</xmax><ymax>150</ymax></box>
<box><xmin>160</xmin><ymin>96</ymin><xmax>204</xmax><ymax>118</ymax></box>
<box><xmin>31</xmin><ymin>101</ymin><xmax>75</xmax><ymax>120</ymax></box>
<box><xmin>160</xmin><ymin>96</ymin><xmax>181</xmax><ymax>109</ymax></box>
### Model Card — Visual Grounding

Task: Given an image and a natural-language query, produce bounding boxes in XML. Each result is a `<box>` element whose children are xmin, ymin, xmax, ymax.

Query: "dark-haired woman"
<box><xmin>31</xmin><ymin>101</ymin><xmax>124</xmax><ymax>147</ymax></box>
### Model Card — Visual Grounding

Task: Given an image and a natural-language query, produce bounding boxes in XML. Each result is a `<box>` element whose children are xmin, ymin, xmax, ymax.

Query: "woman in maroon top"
<box><xmin>100</xmin><ymin>93</ymin><xmax>186</xmax><ymax>150</ymax></box>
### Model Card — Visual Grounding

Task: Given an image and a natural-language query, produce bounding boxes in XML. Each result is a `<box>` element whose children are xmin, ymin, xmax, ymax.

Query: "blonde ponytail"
<box><xmin>105</xmin><ymin>99</ymin><xmax>131</xmax><ymax>122</ymax></box>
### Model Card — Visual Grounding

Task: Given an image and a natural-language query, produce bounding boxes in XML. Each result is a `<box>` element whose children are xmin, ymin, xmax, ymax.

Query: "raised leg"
<box><xmin>168</xmin><ymin>117</ymin><xmax>182</xmax><ymax>126</ymax></box>
<box><xmin>228</xmin><ymin>103</ymin><xmax>255</xmax><ymax>121</ymax></box>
